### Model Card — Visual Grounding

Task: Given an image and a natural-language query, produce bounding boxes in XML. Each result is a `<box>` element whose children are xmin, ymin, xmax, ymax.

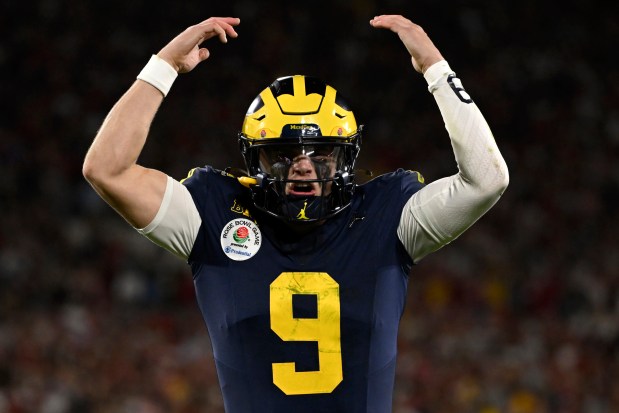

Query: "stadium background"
<box><xmin>1</xmin><ymin>0</ymin><xmax>618</xmax><ymax>412</ymax></box>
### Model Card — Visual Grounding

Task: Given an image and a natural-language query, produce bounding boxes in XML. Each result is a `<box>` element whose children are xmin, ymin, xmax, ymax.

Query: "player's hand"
<box><xmin>157</xmin><ymin>17</ymin><xmax>240</xmax><ymax>73</ymax></box>
<box><xmin>369</xmin><ymin>15</ymin><xmax>443</xmax><ymax>74</ymax></box>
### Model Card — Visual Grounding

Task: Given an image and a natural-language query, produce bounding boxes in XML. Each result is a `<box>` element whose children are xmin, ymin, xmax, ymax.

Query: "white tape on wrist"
<box><xmin>136</xmin><ymin>55</ymin><xmax>178</xmax><ymax>97</ymax></box>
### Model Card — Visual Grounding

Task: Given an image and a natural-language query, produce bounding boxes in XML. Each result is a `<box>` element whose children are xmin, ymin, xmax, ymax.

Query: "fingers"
<box><xmin>369</xmin><ymin>15</ymin><xmax>443</xmax><ymax>74</ymax></box>
<box><xmin>370</xmin><ymin>15</ymin><xmax>415</xmax><ymax>32</ymax></box>
<box><xmin>198</xmin><ymin>48</ymin><xmax>210</xmax><ymax>61</ymax></box>
<box><xmin>156</xmin><ymin>17</ymin><xmax>240</xmax><ymax>73</ymax></box>
<box><xmin>212</xmin><ymin>23</ymin><xmax>228</xmax><ymax>43</ymax></box>
<box><xmin>196</xmin><ymin>17</ymin><xmax>240</xmax><ymax>43</ymax></box>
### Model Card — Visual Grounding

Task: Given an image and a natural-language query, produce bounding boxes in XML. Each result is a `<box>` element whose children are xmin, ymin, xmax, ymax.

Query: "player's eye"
<box><xmin>276</xmin><ymin>153</ymin><xmax>292</xmax><ymax>163</ymax></box>
<box><xmin>311</xmin><ymin>156</ymin><xmax>330</xmax><ymax>164</ymax></box>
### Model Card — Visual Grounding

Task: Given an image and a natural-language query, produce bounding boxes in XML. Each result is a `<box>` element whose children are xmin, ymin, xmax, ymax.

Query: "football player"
<box><xmin>83</xmin><ymin>15</ymin><xmax>508</xmax><ymax>413</ymax></box>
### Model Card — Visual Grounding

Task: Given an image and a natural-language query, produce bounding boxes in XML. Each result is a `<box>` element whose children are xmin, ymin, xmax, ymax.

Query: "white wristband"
<box><xmin>137</xmin><ymin>55</ymin><xmax>178</xmax><ymax>97</ymax></box>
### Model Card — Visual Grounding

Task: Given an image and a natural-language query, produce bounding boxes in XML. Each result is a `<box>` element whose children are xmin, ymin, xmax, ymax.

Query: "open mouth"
<box><xmin>287</xmin><ymin>181</ymin><xmax>319</xmax><ymax>196</ymax></box>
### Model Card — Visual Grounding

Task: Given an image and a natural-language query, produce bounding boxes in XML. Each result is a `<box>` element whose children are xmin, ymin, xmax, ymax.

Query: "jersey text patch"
<box><xmin>220</xmin><ymin>218</ymin><xmax>262</xmax><ymax>261</ymax></box>
<box><xmin>448</xmin><ymin>74</ymin><xmax>473</xmax><ymax>103</ymax></box>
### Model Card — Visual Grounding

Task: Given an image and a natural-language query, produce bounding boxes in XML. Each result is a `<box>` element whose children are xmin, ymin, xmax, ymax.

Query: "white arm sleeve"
<box><xmin>135</xmin><ymin>176</ymin><xmax>201</xmax><ymax>260</ymax></box>
<box><xmin>398</xmin><ymin>61</ymin><xmax>509</xmax><ymax>263</ymax></box>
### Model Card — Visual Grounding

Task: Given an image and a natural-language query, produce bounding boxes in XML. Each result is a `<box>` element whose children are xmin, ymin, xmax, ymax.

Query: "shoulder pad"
<box><xmin>404</xmin><ymin>170</ymin><xmax>425</xmax><ymax>184</ymax></box>
<box><xmin>180</xmin><ymin>167</ymin><xmax>200</xmax><ymax>184</ymax></box>
<box><xmin>180</xmin><ymin>166</ymin><xmax>241</xmax><ymax>185</ymax></box>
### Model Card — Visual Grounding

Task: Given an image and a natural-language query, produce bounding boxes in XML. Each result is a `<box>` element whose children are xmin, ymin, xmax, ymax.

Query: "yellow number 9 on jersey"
<box><xmin>270</xmin><ymin>272</ymin><xmax>343</xmax><ymax>395</ymax></box>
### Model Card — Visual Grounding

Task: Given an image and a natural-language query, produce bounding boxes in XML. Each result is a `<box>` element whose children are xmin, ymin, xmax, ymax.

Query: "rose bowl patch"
<box><xmin>220</xmin><ymin>218</ymin><xmax>262</xmax><ymax>261</ymax></box>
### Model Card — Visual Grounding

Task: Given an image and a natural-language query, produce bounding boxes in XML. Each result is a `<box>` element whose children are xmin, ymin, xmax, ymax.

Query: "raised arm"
<box><xmin>82</xmin><ymin>17</ymin><xmax>240</xmax><ymax>228</ymax></box>
<box><xmin>370</xmin><ymin>15</ymin><xmax>509</xmax><ymax>262</ymax></box>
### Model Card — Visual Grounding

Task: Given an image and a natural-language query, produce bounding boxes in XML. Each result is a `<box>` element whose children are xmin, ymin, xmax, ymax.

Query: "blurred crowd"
<box><xmin>1</xmin><ymin>0</ymin><xmax>618</xmax><ymax>412</ymax></box>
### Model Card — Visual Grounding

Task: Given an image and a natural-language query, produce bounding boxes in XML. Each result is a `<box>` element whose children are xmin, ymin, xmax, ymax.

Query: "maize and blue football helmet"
<box><xmin>238</xmin><ymin>75</ymin><xmax>362</xmax><ymax>223</ymax></box>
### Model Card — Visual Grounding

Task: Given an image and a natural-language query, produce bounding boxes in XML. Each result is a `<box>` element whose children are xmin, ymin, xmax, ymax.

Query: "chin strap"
<box><xmin>237</xmin><ymin>172</ymin><xmax>268</xmax><ymax>189</ymax></box>
<box><xmin>237</xmin><ymin>176</ymin><xmax>258</xmax><ymax>188</ymax></box>
<box><xmin>224</xmin><ymin>167</ymin><xmax>261</xmax><ymax>188</ymax></box>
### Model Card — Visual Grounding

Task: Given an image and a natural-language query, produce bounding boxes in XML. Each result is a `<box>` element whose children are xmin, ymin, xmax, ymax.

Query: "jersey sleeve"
<box><xmin>398</xmin><ymin>60</ymin><xmax>509</xmax><ymax>263</ymax></box>
<box><xmin>135</xmin><ymin>175</ymin><xmax>201</xmax><ymax>260</ymax></box>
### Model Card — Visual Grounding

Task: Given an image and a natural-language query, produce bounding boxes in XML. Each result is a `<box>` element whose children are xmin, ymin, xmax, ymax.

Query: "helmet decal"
<box><xmin>281</xmin><ymin>124</ymin><xmax>321</xmax><ymax>138</ymax></box>
<box><xmin>296</xmin><ymin>201</ymin><xmax>309</xmax><ymax>220</ymax></box>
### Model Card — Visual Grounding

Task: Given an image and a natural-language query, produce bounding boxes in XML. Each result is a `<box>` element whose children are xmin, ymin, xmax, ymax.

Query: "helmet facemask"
<box><xmin>239</xmin><ymin>136</ymin><xmax>360</xmax><ymax>223</ymax></box>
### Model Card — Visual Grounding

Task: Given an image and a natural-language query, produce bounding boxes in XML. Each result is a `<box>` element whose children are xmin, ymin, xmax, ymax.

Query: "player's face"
<box><xmin>285</xmin><ymin>154</ymin><xmax>336</xmax><ymax>196</ymax></box>
<box><xmin>258</xmin><ymin>145</ymin><xmax>338</xmax><ymax>196</ymax></box>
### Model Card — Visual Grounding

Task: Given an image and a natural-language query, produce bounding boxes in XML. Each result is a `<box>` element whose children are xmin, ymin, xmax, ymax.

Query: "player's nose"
<box><xmin>291</xmin><ymin>156</ymin><xmax>314</xmax><ymax>176</ymax></box>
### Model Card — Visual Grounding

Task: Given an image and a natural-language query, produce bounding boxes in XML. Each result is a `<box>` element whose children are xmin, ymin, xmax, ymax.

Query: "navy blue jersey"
<box><xmin>183</xmin><ymin>166</ymin><xmax>424</xmax><ymax>413</ymax></box>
